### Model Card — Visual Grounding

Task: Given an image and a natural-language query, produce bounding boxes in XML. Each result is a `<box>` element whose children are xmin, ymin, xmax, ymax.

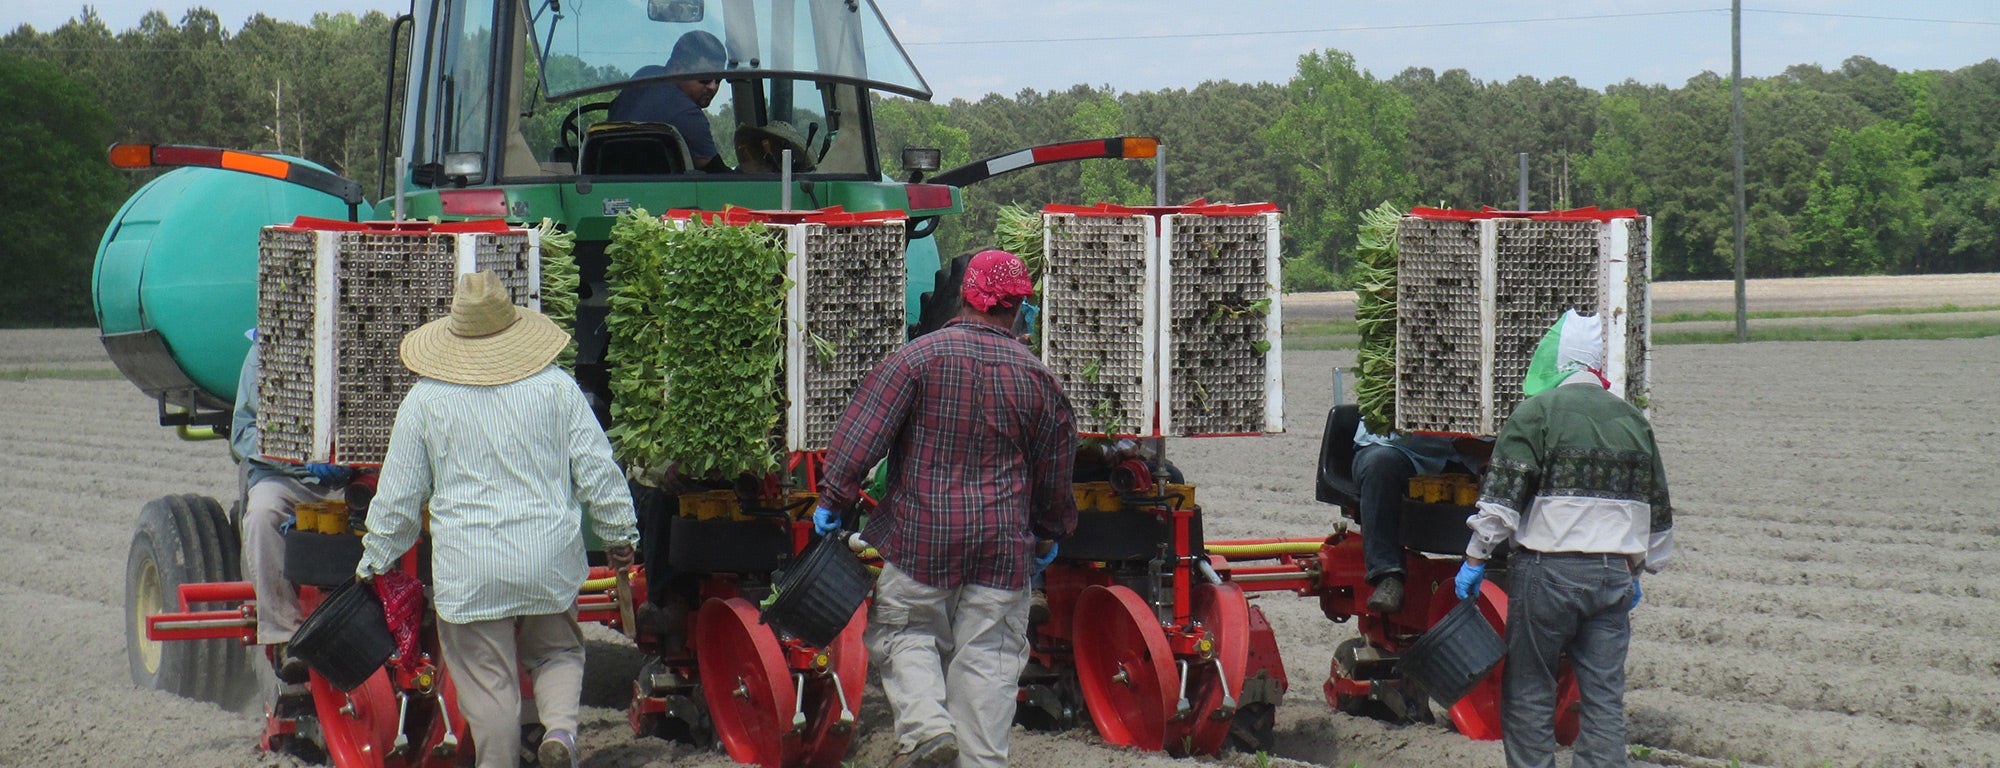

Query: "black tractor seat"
<box><xmin>580</xmin><ymin>121</ymin><xmax>693</xmax><ymax>175</ymax></box>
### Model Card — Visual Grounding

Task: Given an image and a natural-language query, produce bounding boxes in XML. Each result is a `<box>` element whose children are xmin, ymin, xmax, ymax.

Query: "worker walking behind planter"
<box><xmin>357</xmin><ymin>271</ymin><xmax>639</xmax><ymax>768</ymax></box>
<box><xmin>815</xmin><ymin>249</ymin><xmax>1079</xmax><ymax>768</ymax></box>
<box><xmin>1455</xmin><ymin>309</ymin><xmax>1674</xmax><ymax>768</ymax></box>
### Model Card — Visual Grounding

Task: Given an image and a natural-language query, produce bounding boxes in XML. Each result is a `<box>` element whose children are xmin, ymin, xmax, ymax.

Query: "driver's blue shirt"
<box><xmin>605</xmin><ymin>65</ymin><xmax>718</xmax><ymax>162</ymax></box>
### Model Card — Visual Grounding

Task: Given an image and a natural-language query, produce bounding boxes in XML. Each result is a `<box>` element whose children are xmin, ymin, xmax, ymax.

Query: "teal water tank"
<box><xmin>93</xmin><ymin>161</ymin><xmax>355</xmax><ymax>409</ymax></box>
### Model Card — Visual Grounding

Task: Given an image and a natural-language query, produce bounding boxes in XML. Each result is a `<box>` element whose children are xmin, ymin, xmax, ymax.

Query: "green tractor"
<box><xmin>99</xmin><ymin>0</ymin><xmax>1157</xmax><ymax>764</ymax></box>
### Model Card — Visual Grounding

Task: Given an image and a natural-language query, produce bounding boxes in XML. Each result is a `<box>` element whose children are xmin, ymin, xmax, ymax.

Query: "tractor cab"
<box><xmin>392</xmin><ymin>0</ymin><xmax>932</xmax><ymax>203</ymax></box>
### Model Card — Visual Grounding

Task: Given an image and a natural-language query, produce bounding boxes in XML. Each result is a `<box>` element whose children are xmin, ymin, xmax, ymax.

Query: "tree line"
<box><xmin>5</xmin><ymin>9</ymin><xmax>1997</xmax><ymax>325</ymax></box>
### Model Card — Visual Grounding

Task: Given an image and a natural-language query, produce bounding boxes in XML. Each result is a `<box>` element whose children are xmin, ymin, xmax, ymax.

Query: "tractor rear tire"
<box><xmin>125</xmin><ymin>494</ymin><xmax>256</xmax><ymax>708</ymax></box>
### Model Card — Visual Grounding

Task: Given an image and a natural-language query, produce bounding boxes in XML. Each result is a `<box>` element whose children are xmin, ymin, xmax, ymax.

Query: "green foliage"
<box><xmin>1797</xmin><ymin>122</ymin><xmax>1927</xmax><ymax>273</ymax></box>
<box><xmin>993</xmin><ymin>203</ymin><xmax>1046</xmax><ymax>282</ymax></box>
<box><xmin>1350</xmin><ymin>202</ymin><xmax>1401</xmax><ymax>433</ymax></box>
<box><xmin>535</xmin><ymin>218</ymin><xmax>580</xmax><ymax>370</ymax></box>
<box><xmin>603</xmin><ymin>212</ymin><xmax>790</xmax><ymax>483</ymax></box>
<box><xmin>1070</xmin><ymin>92</ymin><xmax>1149</xmax><ymax>206</ymax></box>
<box><xmin>1263</xmin><ymin>50</ymin><xmax>1413</xmax><ymax>283</ymax></box>
<box><xmin>0</xmin><ymin>56</ymin><xmax>125</xmax><ymax>326</ymax></box>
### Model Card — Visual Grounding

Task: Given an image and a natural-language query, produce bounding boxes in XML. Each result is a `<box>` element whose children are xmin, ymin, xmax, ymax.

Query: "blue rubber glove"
<box><xmin>1629</xmin><ymin>576</ymin><xmax>1642</xmax><ymax>611</ymax></box>
<box><xmin>811</xmin><ymin>505</ymin><xmax>840</xmax><ymax>536</ymax></box>
<box><xmin>1454</xmin><ymin>561</ymin><xmax>1486</xmax><ymax>599</ymax></box>
<box><xmin>305</xmin><ymin>463</ymin><xmax>352</xmax><ymax>485</ymax></box>
<box><xmin>1019</xmin><ymin>302</ymin><xmax>1040</xmax><ymax>337</ymax></box>
<box><xmin>1033</xmin><ymin>541</ymin><xmax>1059</xmax><ymax>576</ymax></box>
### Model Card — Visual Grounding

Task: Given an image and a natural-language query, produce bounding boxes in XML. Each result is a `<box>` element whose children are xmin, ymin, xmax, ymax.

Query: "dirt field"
<box><xmin>3</xmin><ymin>274</ymin><xmax>1998</xmax><ymax>767</ymax></box>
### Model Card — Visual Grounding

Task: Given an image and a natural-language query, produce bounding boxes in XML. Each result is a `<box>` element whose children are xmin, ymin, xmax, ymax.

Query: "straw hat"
<box><xmin>400</xmin><ymin>271</ymin><xmax>569</xmax><ymax>386</ymax></box>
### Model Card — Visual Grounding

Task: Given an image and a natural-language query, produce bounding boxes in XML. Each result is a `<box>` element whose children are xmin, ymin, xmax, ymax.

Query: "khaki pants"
<box><xmin>241</xmin><ymin>476</ymin><xmax>341</xmax><ymax>645</ymax></box>
<box><xmin>438</xmin><ymin>610</ymin><xmax>586</xmax><ymax>768</ymax></box>
<box><xmin>866</xmin><ymin>562</ymin><xmax>1031</xmax><ymax>768</ymax></box>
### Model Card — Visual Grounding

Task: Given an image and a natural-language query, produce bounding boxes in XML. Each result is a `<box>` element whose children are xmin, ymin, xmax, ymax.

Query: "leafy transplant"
<box><xmin>604</xmin><ymin>211</ymin><xmax>791</xmax><ymax>482</ymax></box>
<box><xmin>535</xmin><ymin>218</ymin><xmax>580</xmax><ymax>371</ymax></box>
<box><xmin>1352</xmin><ymin>202</ymin><xmax>1401</xmax><ymax>434</ymax></box>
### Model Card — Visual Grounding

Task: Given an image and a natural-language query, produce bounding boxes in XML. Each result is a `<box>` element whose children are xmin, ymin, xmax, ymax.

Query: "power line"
<box><xmin>1747</xmin><ymin>8</ymin><xmax>2000</xmax><ymax>26</ymax></box>
<box><xmin>902</xmin><ymin>6</ymin><xmax>2000</xmax><ymax>48</ymax></box>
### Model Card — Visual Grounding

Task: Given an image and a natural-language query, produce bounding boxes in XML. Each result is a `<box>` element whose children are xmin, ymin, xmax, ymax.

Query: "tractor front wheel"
<box><xmin>125</xmin><ymin>494</ymin><xmax>255</xmax><ymax>707</ymax></box>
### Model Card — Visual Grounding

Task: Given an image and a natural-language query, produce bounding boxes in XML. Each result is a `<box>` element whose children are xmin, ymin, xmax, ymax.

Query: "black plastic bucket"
<box><xmin>759</xmin><ymin>532</ymin><xmax>874</xmax><ymax>647</ymax></box>
<box><xmin>289</xmin><ymin>579</ymin><xmax>395</xmax><ymax>691</ymax></box>
<box><xmin>1396</xmin><ymin>596</ymin><xmax>1505</xmax><ymax>706</ymax></box>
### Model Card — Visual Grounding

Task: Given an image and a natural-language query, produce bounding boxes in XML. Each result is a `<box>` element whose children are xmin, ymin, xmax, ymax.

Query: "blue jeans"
<box><xmin>1353</xmin><ymin>444</ymin><xmax>1419</xmax><ymax>582</ymax></box>
<box><xmin>1503</xmin><ymin>551</ymin><xmax>1635</xmax><ymax>768</ymax></box>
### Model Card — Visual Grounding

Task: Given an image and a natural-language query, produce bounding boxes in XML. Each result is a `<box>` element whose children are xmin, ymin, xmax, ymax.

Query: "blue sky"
<box><xmin>9</xmin><ymin>1</ymin><xmax>1997</xmax><ymax>101</ymax></box>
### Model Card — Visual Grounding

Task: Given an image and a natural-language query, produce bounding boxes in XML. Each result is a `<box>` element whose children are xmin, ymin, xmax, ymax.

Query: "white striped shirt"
<box><xmin>357</xmin><ymin>366</ymin><xmax>638</xmax><ymax>623</ymax></box>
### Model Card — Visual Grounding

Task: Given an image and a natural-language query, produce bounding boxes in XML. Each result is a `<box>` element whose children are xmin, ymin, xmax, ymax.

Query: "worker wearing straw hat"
<box><xmin>357</xmin><ymin>271</ymin><xmax>638</xmax><ymax>768</ymax></box>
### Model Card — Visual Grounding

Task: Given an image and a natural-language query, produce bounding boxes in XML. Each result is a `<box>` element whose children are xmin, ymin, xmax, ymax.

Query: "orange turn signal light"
<box><xmin>1121</xmin><ymin>137</ymin><xmax>1159</xmax><ymax>159</ymax></box>
<box><xmin>108</xmin><ymin>144</ymin><xmax>155</xmax><ymax>169</ymax></box>
<box><xmin>222</xmin><ymin>151</ymin><xmax>290</xmax><ymax>180</ymax></box>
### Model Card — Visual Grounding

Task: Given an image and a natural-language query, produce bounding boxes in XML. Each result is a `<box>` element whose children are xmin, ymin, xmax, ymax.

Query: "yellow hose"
<box><xmin>581</xmin><ymin>576</ymin><xmax>617</xmax><ymax>592</ymax></box>
<box><xmin>1205</xmin><ymin>541</ymin><xmax>1324</xmax><ymax>558</ymax></box>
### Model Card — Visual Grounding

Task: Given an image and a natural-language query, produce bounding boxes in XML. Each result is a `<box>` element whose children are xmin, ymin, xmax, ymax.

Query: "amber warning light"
<box><xmin>107</xmin><ymin>143</ymin><xmax>367</xmax><ymax>214</ymax></box>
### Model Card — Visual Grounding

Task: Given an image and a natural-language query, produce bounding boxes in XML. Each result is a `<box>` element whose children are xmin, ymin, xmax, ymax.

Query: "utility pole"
<box><xmin>1518</xmin><ymin>152</ymin><xmax>1530</xmax><ymax>211</ymax></box>
<box><xmin>1731</xmin><ymin>0</ymin><xmax>1748</xmax><ymax>341</ymax></box>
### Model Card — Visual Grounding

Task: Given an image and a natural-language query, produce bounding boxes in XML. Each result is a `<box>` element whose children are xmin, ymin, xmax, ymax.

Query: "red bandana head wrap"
<box><xmin>963</xmin><ymin>249</ymin><xmax>1032</xmax><ymax>312</ymax></box>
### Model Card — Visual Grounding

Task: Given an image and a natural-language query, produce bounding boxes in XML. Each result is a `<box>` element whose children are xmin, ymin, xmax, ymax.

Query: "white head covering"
<box><xmin>1553</xmin><ymin>309</ymin><xmax>1606</xmax><ymax>375</ymax></box>
<box><xmin>1523</xmin><ymin>309</ymin><xmax>1607</xmax><ymax>396</ymax></box>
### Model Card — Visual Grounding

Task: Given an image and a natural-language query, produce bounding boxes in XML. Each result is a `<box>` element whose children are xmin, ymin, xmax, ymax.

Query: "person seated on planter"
<box><xmin>1351</xmin><ymin>423</ymin><xmax>1475</xmax><ymax>613</ymax></box>
<box><xmin>231</xmin><ymin>329</ymin><xmax>351</xmax><ymax>683</ymax></box>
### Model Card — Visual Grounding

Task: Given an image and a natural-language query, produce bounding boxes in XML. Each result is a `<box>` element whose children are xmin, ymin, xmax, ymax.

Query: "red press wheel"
<box><xmin>798</xmin><ymin>602</ymin><xmax>869</xmax><ymax>767</ymax></box>
<box><xmin>1443</xmin><ymin>580</ymin><xmax>1583</xmax><ymax>743</ymax></box>
<box><xmin>697</xmin><ymin>596</ymin><xmax>796</xmax><ymax>768</ymax></box>
<box><xmin>311</xmin><ymin>667</ymin><xmax>401</xmax><ymax>768</ymax></box>
<box><xmin>1072</xmin><ymin>584</ymin><xmax>1176</xmax><ymax>750</ymax></box>
<box><xmin>1164</xmin><ymin>581</ymin><xmax>1251</xmax><ymax>756</ymax></box>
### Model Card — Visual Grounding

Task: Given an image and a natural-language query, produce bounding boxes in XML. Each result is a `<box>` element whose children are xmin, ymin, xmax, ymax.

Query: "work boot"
<box><xmin>886</xmin><ymin>732</ymin><xmax>957</xmax><ymax>768</ymax></box>
<box><xmin>1366</xmin><ymin>574</ymin><xmax>1405</xmax><ymax>614</ymax></box>
<box><xmin>537</xmin><ymin>728</ymin><xmax>579</xmax><ymax>768</ymax></box>
<box><xmin>271</xmin><ymin>643</ymin><xmax>310</xmax><ymax>684</ymax></box>
<box><xmin>636</xmin><ymin>596</ymin><xmax>689</xmax><ymax>651</ymax></box>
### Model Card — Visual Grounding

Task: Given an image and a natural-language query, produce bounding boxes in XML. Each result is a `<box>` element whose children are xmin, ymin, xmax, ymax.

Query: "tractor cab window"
<box><xmin>521</xmin><ymin>0</ymin><xmax>931</xmax><ymax>101</ymax></box>
<box><xmin>522</xmin><ymin>76</ymin><xmax>871</xmax><ymax>178</ymax></box>
<box><xmin>408</xmin><ymin>0</ymin><xmax>505</xmax><ymax>185</ymax></box>
<box><xmin>508</xmin><ymin>0</ymin><xmax>925</xmax><ymax>178</ymax></box>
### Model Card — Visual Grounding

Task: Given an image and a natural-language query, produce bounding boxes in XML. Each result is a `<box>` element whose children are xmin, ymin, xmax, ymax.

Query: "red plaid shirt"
<box><xmin>818</xmin><ymin>319</ymin><xmax>1077</xmax><ymax>590</ymax></box>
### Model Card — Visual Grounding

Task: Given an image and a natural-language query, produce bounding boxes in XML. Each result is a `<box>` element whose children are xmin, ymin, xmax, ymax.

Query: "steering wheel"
<box><xmin>559</xmin><ymin>102</ymin><xmax>614</xmax><ymax>155</ymax></box>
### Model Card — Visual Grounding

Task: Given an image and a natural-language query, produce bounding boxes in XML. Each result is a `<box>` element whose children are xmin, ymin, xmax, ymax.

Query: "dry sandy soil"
<box><xmin>3</xmin><ymin>274</ymin><xmax>1998</xmax><ymax>767</ymax></box>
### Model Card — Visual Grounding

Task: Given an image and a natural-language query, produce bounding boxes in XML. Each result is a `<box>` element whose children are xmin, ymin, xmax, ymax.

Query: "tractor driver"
<box><xmin>232</xmin><ymin>329</ymin><xmax>352</xmax><ymax>682</ymax></box>
<box><xmin>606</xmin><ymin>30</ymin><xmax>730</xmax><ymax>173</ymax></box>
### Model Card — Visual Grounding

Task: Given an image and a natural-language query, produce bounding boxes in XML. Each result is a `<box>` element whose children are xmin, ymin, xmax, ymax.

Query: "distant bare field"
<box><xmin>1282</xmin><ymin>272</ymin><xmax>2000</xmax><ymax>322</ymax></box>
